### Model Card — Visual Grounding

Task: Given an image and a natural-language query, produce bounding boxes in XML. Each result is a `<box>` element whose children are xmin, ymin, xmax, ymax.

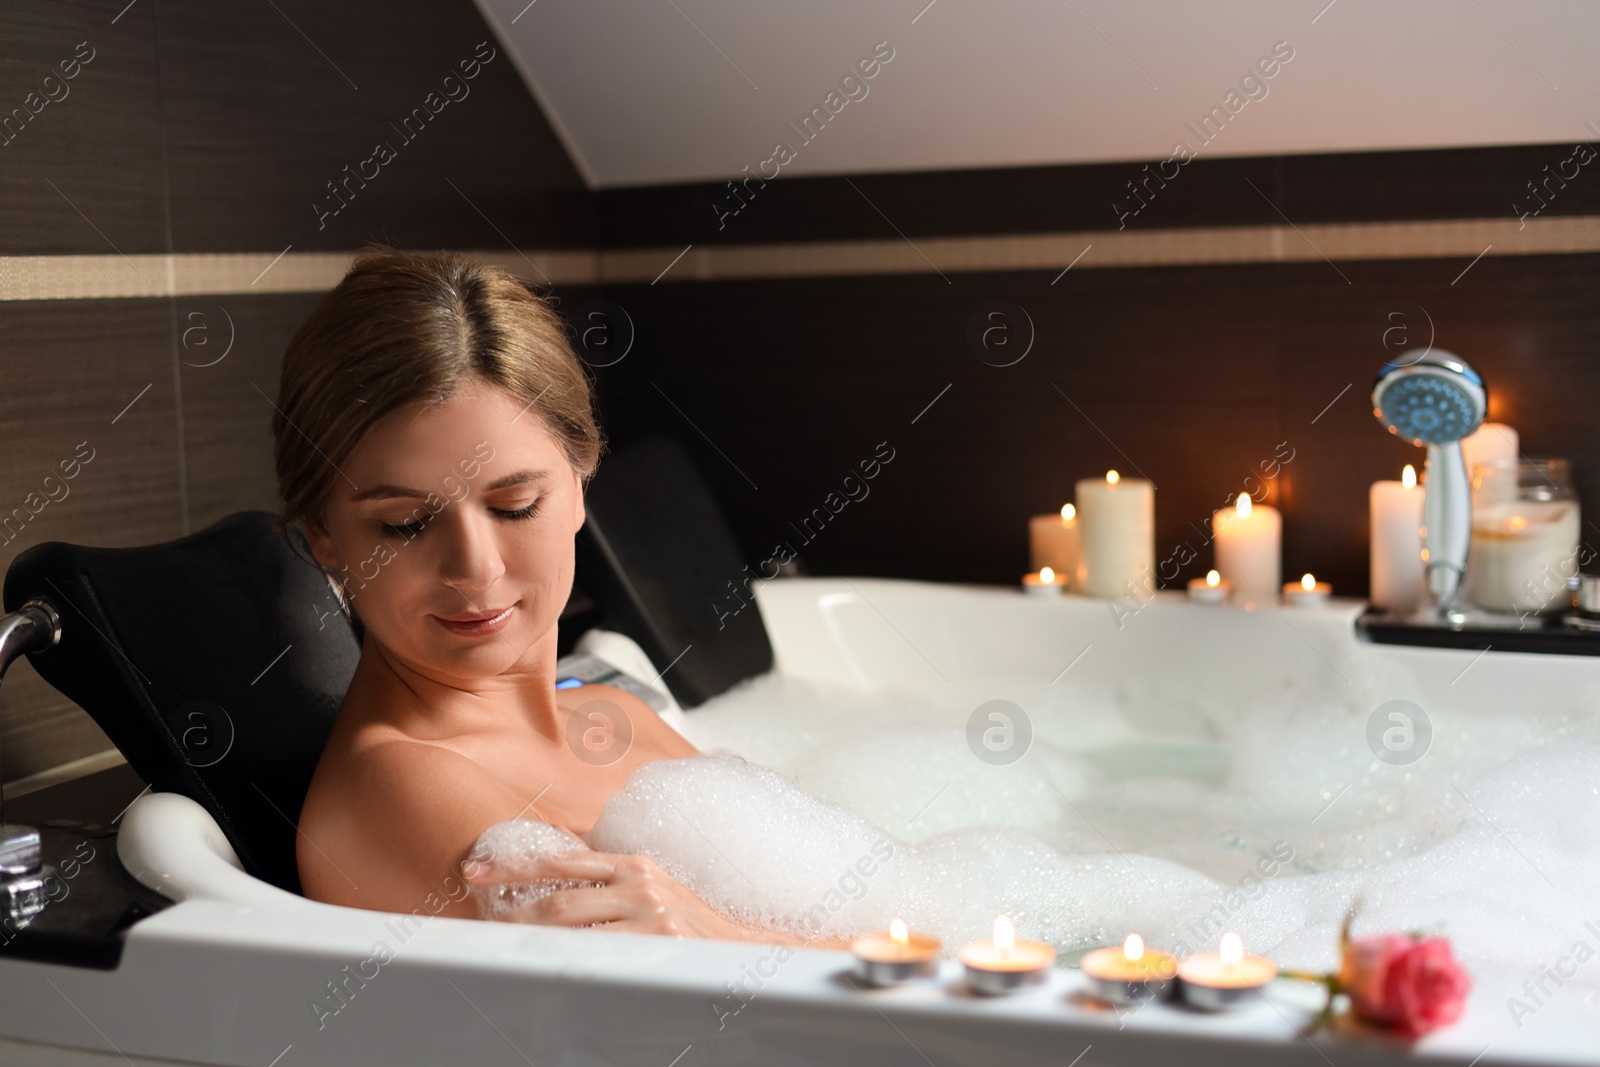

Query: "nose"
<box><xmin>437</xmin><ymin>506</ymin><xmax>507</xmax><ymax>599</ymax></box>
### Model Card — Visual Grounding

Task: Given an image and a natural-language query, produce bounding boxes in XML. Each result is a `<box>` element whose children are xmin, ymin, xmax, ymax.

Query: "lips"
<box><xmin>433</xmin><ymin>602</ymin><xmax>518</xmax><ymax>637</ymax></box>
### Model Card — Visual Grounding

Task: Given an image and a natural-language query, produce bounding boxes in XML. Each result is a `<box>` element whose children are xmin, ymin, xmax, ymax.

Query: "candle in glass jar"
<box><xmin>852</xmin><ymin>918</ymin><xmax>941</xmax><ymax>986</ymax></box>
<box><xmin>1370</xmin><ymin>464</ymin><xmax>1426</xmax><ymax>613</ymax></box>
<box><xmin>1029</xmin><ymin>504</ymin><xmax>1082</xmax><ymax>590</ymax></box>
<box><xmin>1076</xmin><ymin>471</ymin><xmax>1155</xmax><ymax>599</ymax></box>
<box><xmin>959</xmin><ymin>915</ymin><xmax>1055</xmax><ymax>995</ymax></box>
<box><xmin>1177</xmin><ymin>932</ymin><xmax>1277</xmax><ymax>1010</ymax></box>
<box><xmin>1081</xmin><ymin>933</ymin><xmax>1178</xmax><ymax>1004</ymax></box>
<box><xmin>1213</xmin><ymin>493</ymin><xmax>1280</xmax><ymax>610</ymax></box>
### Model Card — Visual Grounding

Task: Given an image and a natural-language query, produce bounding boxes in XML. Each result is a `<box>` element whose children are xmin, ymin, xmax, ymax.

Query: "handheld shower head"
<box><xmin>1371</xmin><ymin>349</ymin><xmax>1487</xmax><ymax>616</ymax></box>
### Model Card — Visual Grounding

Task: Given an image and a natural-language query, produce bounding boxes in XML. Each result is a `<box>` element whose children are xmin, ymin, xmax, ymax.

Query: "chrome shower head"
<box><xmin>1370</xmin><ymin>349</ymin><xmax>1487</xmax><ymax>618</ymax></box>
<box><xmin>1372</xmin><ymin>350</ymin><xmax>1486</xmax><ymax>445</ymax></box>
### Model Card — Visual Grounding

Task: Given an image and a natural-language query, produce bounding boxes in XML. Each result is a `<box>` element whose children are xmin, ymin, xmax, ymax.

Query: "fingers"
<box><xmin>498</xmin><ymin>885</ymin><xmax>635</xmax><ymax>928</ymax></box>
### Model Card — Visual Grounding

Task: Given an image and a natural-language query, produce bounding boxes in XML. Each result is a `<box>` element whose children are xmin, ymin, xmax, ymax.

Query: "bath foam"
<box><xmin>466</xmin><ymin>820</ymin><xmax>600</xmax><ymax>921</ymax></box>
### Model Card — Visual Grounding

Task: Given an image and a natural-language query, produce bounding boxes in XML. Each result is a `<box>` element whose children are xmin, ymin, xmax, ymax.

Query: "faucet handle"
<box><xmin>0</xmin><ymin>823</ymin><xmax>40</xmax><ymax>876</ymax></box>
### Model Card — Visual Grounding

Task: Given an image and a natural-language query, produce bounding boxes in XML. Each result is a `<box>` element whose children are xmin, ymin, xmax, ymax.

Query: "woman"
<box><xmin>280</xmin><ymin>246</ymin><xmax>848</xmax><ymax>947</ymax></box>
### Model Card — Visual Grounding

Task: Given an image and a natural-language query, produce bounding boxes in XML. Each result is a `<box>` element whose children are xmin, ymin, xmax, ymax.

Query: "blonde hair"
<box><xmin>272</xmin><ymin>246</ymin><xmax>602</xmax><ymax>536</ymax></box>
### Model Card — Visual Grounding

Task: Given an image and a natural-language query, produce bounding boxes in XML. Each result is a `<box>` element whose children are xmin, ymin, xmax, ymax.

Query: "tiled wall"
<box><xmin>1</xmin><ymin>0</ymin><xmax>596</xmax><ymax>785</ymax></box>
<box><xmin>7</xmin><ymin>0</ymin><xmax>1599</xmax><ymax>789</ymax></box>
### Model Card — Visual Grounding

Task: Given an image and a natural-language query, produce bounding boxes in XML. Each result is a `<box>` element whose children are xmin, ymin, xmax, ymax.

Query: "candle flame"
<box><xmin>1123</xmin><ymin>933</ymin><xmax>1144</xmax><ymax>962</ymax></box>
<box><xmin>1301</xmin><ymin>573</ymin><xmax>1316</xmax><ymax>591</ymax></box>
<box><xmin>994</xmin><ymin>915</ymin><xmax>1015</xmax><ymax>952</ymax></box>
<box><xmin>1402</xmin><ymin>464</ymin><xmax>1417</xmax><ymax>489</ymax></box>
<box><xmin>1236</xmin><ymin>493</ymin><xmax>1252</xmax><ymax>518</ymax></box>
<box><xmin>1040</xmin><ymin>566</ymin><xmax>1056</xmax><ymax>584</ymax></box>
<box><xmin>1220</xmin><ymin>932</ymin><xmax>1244</xmax><ymax>965</ymax></box>
<box><xmin>1206</xmin><ymin>569</ymin><xmax>1220</xmax><ymax>588</ymax></box>
<box><xmin>1061</xmin><ymin>503</ymin><xmax>1076</xmax><ymax>521</ymax></box>
<box><xmin>890</xmin><ymin>918</ymin><xmax>908</xmax><ymax>946</ymax></box>
<box><xmin>1106</xmin><ymin>470</ymin><xmax>1121</xmax><ymax>485</ymax></box>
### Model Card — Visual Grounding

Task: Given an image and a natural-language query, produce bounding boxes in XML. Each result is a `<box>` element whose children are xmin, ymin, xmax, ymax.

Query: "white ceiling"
<box><xmin>475</xmin><ymin>0</ymin><xmax>1600</xmax><ymax>190</ymax></box>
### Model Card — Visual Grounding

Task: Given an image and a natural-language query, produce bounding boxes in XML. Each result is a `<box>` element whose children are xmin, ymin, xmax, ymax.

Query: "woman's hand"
<box><xmin>464</xmin><ymin>850</ymin><xmax>760</xmax><ymax>941</ymax></box>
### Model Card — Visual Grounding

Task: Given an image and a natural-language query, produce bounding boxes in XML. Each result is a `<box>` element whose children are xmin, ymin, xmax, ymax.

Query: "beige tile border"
<box><xmin>1</xmin><ymin>746</ymin><xmax>127</xmax><ymax>800</ymax></box>
<box><xmin>2</xmin><ymin>215</ymin><xmax>1597</xmax><ymax>300</ymax></box>
<box><xmin>0</xmin><ymin>249</ymin><xmax>601</xmax><ymax>301</ymax></box>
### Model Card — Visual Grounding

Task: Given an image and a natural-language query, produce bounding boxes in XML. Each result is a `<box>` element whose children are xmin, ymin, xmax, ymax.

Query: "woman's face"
<box><xmin>305</xmin><ymin>381</ymin><xmax>586</xmax><ymax>686</ymax></box>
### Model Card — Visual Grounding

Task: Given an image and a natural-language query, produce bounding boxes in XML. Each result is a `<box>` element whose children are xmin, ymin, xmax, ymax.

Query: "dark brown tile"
<box><xmin>0</xmin><ymin>298</ymin><xmax>182</xmax><ymax>781</ymax></box>
<box><xmin>0</xmin><ymin>0</ymin><xmax>166</xmax><ymax>254</ymax></box>
<box><xmin>156</xmin><ymin>0</ymin><xmax>595</xmax><ymax>253</ymax></box>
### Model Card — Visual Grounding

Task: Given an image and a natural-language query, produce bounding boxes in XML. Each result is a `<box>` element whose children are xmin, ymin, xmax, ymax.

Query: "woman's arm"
<box><xmin>464</xmin><ymin>850</ymin><xmax>859</xmax><ymax>949</ymax></box>
<box><xmin>298</xmin><ymin>739</ymin><xmax>537</xmax><ymax>919</ymax></box>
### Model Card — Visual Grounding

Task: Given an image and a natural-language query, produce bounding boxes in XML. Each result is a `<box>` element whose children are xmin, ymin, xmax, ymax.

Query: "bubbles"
<box><xmin>965</xmin><ymin>699</ymin><xmax>1032</xmax><ymax>766</ymax></box>
<box><xmin>467</xmin><ymin>820</ymin><xmax>598</xmax><ymax>921</ymax></box>
<box><xmin>1366</xmin><ymin>699</ymin><xmax>1431</xmax><ymax>765</ymax></box>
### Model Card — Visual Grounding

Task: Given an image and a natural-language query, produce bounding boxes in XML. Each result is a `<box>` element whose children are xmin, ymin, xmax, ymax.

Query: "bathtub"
<box><xmin>0</xmin><ymin>577</ymin><xmax>1596</xmax><ymax>1067</ymax></box>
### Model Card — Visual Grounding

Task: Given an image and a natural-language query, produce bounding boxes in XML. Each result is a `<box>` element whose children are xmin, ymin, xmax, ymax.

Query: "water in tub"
<box><xmin>469</xmin><ymin>649</ymin><xmax>1600</xmax><ymax>1026</ymax></box>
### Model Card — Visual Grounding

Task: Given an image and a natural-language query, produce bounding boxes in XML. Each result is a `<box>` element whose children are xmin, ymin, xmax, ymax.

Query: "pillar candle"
<box><xmin>1369</xmin><ymin>464</ymin><xmax>1426</xmax><ymax>613</ymax></box>
<box><xmin>1462</xmin><ymin>423</ymin><xmax>1519</xmax><ymax>506</ymax></box>
<box><xmin>1028</xmin><ymin>504</ymin><xmax>1082</xmax><ymax>591</ymax></box>
<box><xmin>1213</xmin><ymin>493</ymin><xmax>1280</xmax><ymax>609</ymax></box>
<box><xmin>1075</xmin><ymin>471</ymin><xmax>1154</xmax><ymax>599</ymax></box>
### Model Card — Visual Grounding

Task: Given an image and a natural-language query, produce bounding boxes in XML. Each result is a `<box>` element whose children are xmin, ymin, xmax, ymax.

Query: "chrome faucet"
<box><xmin>0</xmin><ymin>598</ymin><xmax>62</xmax><ymax>924</ymax></box>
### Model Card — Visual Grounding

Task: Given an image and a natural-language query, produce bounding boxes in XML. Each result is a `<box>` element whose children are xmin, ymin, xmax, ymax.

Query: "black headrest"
<box><xmin>2</xmin><ymin>511</ymin><xmax>358</xmax><ymax>894</ymax></box>
<box><xmin>576</xmin><ymin>434</ymin><xmax>773</xmax><ymax>707</ymax></box>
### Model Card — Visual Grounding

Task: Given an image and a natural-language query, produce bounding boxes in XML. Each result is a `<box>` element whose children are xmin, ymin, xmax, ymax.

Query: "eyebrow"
<box><xmin>350</xmin><ymin>469</ymin><xmax>550</xmax><ymax>503</ymax></box>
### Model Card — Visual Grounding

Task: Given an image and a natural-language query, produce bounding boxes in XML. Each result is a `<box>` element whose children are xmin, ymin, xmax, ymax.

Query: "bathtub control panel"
<box><xmin>554</xmin><ymin>653</ymin><xmax>671</xmax><ymax>712</ymax></box>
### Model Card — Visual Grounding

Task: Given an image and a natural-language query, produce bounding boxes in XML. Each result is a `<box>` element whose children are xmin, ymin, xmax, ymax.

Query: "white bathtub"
<box><xmin>1</xmin><ymin>577</ymin><xmax>1596</xmax><ymax>1066</ymax></box>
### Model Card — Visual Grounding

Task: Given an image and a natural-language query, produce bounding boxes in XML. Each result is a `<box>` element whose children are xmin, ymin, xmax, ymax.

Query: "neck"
<box><xmin>350</xmin><ymin>624</ymin><xmax>567</xmax><ymax>742</ymax></box>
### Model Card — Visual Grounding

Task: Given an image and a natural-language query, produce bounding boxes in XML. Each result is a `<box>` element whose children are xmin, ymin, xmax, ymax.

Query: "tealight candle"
<box><xmin>1076</xmin><ymin>471</ymin><xmax>1156</xmax><ymax>599</ymax></box>
<box><xmin>1081</xmin><ymin>933</ymin><xmax>1178</xmax><ymax>1004</ymax></box>
<box><xmin>959</xmin><ymin>915</ymin><xmax>1056</xmax><ymax>995</ymax></box>
<box><xmin>1177</xmin><ymin>932</ymin><xmax>1278</xmax><ymax>1010</ymax></box>
<box><xmin>1028</xmin><ymin>504</ymin><xmax>1082</xmax><ymax>590</ymax></box>
<box><xmin>1187</xmin><ymin>569</ymin><xmax>1233</xmax><ymax>604</ymax></box>
<box><xmin>1021</xmin><ymin>566</ymin><xmax>1064</xmax><ymax>597</ymax></box>
<box><xmin>1283</xmin><ymin>572</ymin><xmax>1331</xmax><ymax>607</ymax></box>
<box><xmin>1214</xmin><ymin>493</ymin><xmax>1280</xmax><ymax>610</ymax></box>
<box><xmin>852</xmin><ymin>918</ymin><xmax>941</xmax><ymax>986</ymax></box>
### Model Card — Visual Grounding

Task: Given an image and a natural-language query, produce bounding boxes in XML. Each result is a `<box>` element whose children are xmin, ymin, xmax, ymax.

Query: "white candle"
<box><xmin>1462</xmin><ymin>423</ymin><xmax>1519</xmax><ymax>502</ymax></box>
<box><xmin>1021</xmin><ymin>566</ymin><xmax>1064</xmax><ymax>597</ymax></box>
<box><xmin>1028</xmin><ymin>504</ymin><xmax>1082</xmax><ymax>590</ymax></box>
<box><xmin>959</xmin><ymin>915</ymin><xmax>1056</xmax><ymax>994</ymax></box>
<box><xmin>1284</xmin><ymin>572</ymin><xmax>1332</xmax><ymax>607</ymax></box>
<box><xmin>1187</xmin><ymin>569</ymin><xmax>1232</xmax><ymax>604</ymax></box>
<box><xmin>1076</xmin><ymin>471</ymin><xmax>1155</xmax><ymax>599</ymax></box>
<box><xmin>1370</xmin><ymin>464</ymin><xmax>1426</xmax><ymax>613</ymax></box>
<box><xmin>1213</xmin><ymin>493</ymin><xmax>1280</xmax><ymax>610</ymax></box>
<box><xmin>1177</xmin><ymin>932</ymin><xmax>1277</xmax><ymax>1011</ymax></box>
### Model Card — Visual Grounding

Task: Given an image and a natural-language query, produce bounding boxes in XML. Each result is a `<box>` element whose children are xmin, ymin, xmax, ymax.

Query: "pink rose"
<box><xmin>1338</xmin><ymin>934</ymin><xmax>1471</xmax><ymax>1037</ymax></box>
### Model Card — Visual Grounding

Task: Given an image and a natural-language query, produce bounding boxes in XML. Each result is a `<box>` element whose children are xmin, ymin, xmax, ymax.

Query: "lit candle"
<box><xmin>1021</xmin><ymin>566</ymin><xmax>1064</xmax><ymax>597</ymax></box>
<box><xmin>959</xmin><ymin>915</ymin><xmax>1056</xmax><ymax>995</ymax></box>
<box><xmin>1028</xmin><ymin>504</ymin><xmax>1082</xmax><ymax>591</ymax></box>
<box><xmin>1187</xmin><ymin>568</ymin><xmax>1233</xmax><ymax>604</ymax></box>
<box><xmin>852</xmin><ymin>917</ymin><xmax>941</xmax><ymax>986</ymax></box>
<box><xmin>1462</xmin><ymin>423</ymin><xmax>1519</xmax><ymax>505</ymax></box>
<box><xmin>1283</xmin><ymin>572</ymin><xmax>1332</xmax><ymax>607</ymax></box>
<box><xmin>1076</xmin><ymin>471</ymin><xmax>1155</xmax><ymax>599</ymax></box>
<box><xmin>1081</xmin><ymin>933</ymin><xmax>1178</xmax><ymax>1004</ymax></box>
<box><xmin>1176</xmin><ymin>932</ymin><xmax>1278</xmax><ymax>1011</ymax></box>
<box><xmin>1213</xmin><ymin>493</ymin><xmax>1280</xmax><ymax>610</ymax></box>
<box><xmin>1369</xmin><ymin>464</ymin><xmax>1426</xmax><ymax>613</ymax></box>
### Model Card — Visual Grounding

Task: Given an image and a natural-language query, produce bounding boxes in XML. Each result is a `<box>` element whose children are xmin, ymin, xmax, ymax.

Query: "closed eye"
<box><xmin>379</xmin><ymin>499</ymin><xmax>541</xmax><ymax>539</ymax></box>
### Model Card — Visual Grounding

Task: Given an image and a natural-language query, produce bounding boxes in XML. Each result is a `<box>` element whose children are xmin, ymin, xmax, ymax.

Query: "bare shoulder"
<box><xmin>567</xmin><ymin>683</ymin><xmax>700</xmax><ymax>758</ymax></box>
<box><xmin>297</xmin><ymin>736</ymin><xmax>528</xmax><ymax>915</ymax></box>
